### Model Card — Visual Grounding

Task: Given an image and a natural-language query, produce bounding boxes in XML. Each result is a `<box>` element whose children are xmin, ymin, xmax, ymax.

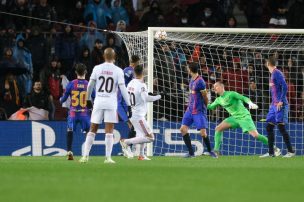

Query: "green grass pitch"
<box><xmin>1</xmin><ymin>156</ymin><xmax>303</xmax><ymax>202</ymax></box>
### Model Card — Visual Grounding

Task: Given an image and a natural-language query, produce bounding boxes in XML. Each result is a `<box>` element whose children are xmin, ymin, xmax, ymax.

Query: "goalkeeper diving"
<box><xmin>207</xmin><ymin>81</ymin><xmax>281</xmax><ymax>156</ymax></box>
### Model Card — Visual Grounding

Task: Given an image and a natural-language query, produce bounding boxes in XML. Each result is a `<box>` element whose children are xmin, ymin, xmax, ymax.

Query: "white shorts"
<box><xmin>91</xmin><ymin>108</ymin><xmax>118</xmax><ymax>124</ymax></box>
<box><xmin>130</xmin><ymin>117</ymin><xmax>153</xmax><ymax>137</ymax></box>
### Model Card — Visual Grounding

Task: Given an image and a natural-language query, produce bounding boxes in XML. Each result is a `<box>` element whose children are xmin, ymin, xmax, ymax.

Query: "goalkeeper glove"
<box><xmin>86</xmin><ymin>100</ymin><xmax>93</xmax><ymax>110</ymax></box>
<box><xmin>127</xmin><ymin>106</ymin><xmax>132</xmax><ymax>118</ymax></box>
<box><xmin>248</xmin><ymin>101</ymin><xmax>258</xmax><ymax>109</ymax></box>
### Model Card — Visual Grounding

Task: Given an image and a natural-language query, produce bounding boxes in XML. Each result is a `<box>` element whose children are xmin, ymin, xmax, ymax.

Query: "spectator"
<box><xmin>26</xmin><ymin>26</ymin><xmax>48</xmax><ymax>80</ymax></box>
<box><xmin>139</xmin><ymin>0</ymin><xmax>162</xmax><ymax>30</ymax></box>
<box><xmin>78</xmin><ymin>46</ymin><xmax>93</xmax><ymax>80</ymax></box>
<box><xmin>32</xmin><ymin>0</ymin><xmax>57</xmax><ymax>31</ymax></box>
<box><xmin>110</xmin><ymin>0</ymin><xmax>130</xmax><ymax>26</ymax></box>
<box><xmin>55</xmin><ymin>22</ymin><xmax>78</xmax><ymax>80</ymax></box>
<box><xmin>0</xmin><ymin>72</ymin><xmax>21</xmax><ymax>118</ymax></box>
<box><xmin>8</xmin><ymin>0</ymin><xmax>31</xmax><ymax>32</ymax></box>
<box><xmin>79</xmin><ymin>20</ymin><xmax>105</xmax><ymax>52</ymax></box>
<box><xmin>226</xmin><ymin>15</ymin><xmax>237</xmax><ymax>28</ymax></box>
<box><xmin>91</xmin><ymin>39</ymin><xmax>104</xmax><ymax>67</ymax></box>
<box><xmin>83</xmin><ymin>0</ymin><xmax>112</xmax><ymax>29</ymax></box>
<box><xmin>115</xmin><ymin>20</ymin><xmax>127</xmax><ymax>46</ymax></box>
<box><xmin>13</xmin><ymin>34</ymin><xmax>33</xmax><ymax>97</ymax></box>
<box><xmin>194</xmin><ymin>5</ymin><xmax>220</xmax><ymax>27</ymax></box>
<box><xmin>288</xmin><ymin>0</ymin><xmax>304</xmax><ymax>28</ymax></box>
<box><xmin>23</xmin><ymin>80</ymin><xmax>53</xmax><ymax>119</ymax></box>
<box><xmin>103</xmin><ymin>33</ymin><xmax>127</xmax><ymax>67</ymax></box>
<box><xmin>269</xmin><ymin>3</ymin><xmax>288</xmax><ymax>28</ymax></box>
<box><xmin>66</xmin><ymin>1</ymin><xmax>85</xmax><ymax>24</ymax></box>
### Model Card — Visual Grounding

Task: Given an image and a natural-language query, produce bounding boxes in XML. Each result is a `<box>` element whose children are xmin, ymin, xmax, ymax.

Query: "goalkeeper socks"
<box><xmin>257</xmin><ymin>134</ymin><xmax>268</xmax><ymax>145</ymax></box>
<box><xmin>83</xmin><ymin>132</ymin><xmax>95</xmax><ymax>157</ymax></box>
<box><xmin>202</xmin><ymin>136</ymin><xmax>212</xmax><ymax>152</ymax></box>
<box><xmin>214</xmin><ymin>131</ymin><xmax>223</xmax><ymax>151</ymax></box>
<box><xmin>266</xmin><ymin>124</ymin><xmax>275</xmax><ymax>155</ymax></box>
<box><xmin>182</xmin><ymin>133</ymin><xmax>194</xmax><ymax>155</ymax></box>
<box><xmin>105</xmin><ymin>133</ymin><xmax>114</xmax><ymax>158</ymax></box>
<box><xmin>278</xmin><ymin>124</ymin><xmax>294</xmax><ymax>153</ymax></box>
<box><xmin>67</xmin><ymin>131</ymin><xmax>73</xmax><ymax>151</ymax></box>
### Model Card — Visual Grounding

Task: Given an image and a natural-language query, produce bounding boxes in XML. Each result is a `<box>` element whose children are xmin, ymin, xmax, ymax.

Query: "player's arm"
<box><xmin>200</xmin><ymin>89</ymin><xmax>208</xmax><ymax>106</ymax></box>
<box><xmin>277</xmin><ymin>72</ymin><xmax>288</xmax><ymax>103</ymax></box>
<box><xmin>231</xmin><ymin>91</ymin><xmax>258</xmax><ymax>109</ymax></box>
<box><xmin>142</xmin><ymin>87</ymin><xmax>161</xmax><ymax>102</ymax></box>
<box><xmin>207</xmin><ymin>98</ymin><xmax>219</xmax><ymax>110</ymax></box>
<box><xmin>86</xmin><ymin>79</ymin><xmax>96</xmax><ymax>101</ymax></box>
<box><xmin>59</xmin><ymin>83</ymin><xmax>72</xmax><ymax>104</ymax></box>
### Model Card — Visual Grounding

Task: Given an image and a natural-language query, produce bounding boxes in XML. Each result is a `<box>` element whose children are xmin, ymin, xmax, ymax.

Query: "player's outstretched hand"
<box><xmin>248</xmin><ymin>102</ymin><xmax>258</xmax><ymax>109</ymax></box>
<box><xmin>86</xmin><ymin>100</ymin><xmax>93</xmax><ymax>110</ymax></box>
<box><xmin>127</xmin><ymin>106</ymin><xmax>132</xmax><ymax>118</ymax></box>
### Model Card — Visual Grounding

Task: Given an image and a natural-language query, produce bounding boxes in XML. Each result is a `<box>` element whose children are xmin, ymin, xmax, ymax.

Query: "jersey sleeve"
<box><xmin>207</xmin><ymin>98</ymin><xmax>219</xmax><ymax>110</ymax></box>
<box><xmin>118</xmin><ymin>69</ymin><xmax>125</xmax><ymax>85</ymax></box>
<box><xmin>89</xmin><ymin>67</ymin><xmax>97</xmax><ymax>81</ymax></box>
<box><xmin>230</xmin><ymin>91</ymin><xmax>251</xmax><ymax>104</ymax></box>
<box><xmin>275</xmin><ymin>71</ymin><xmax>288</xmax><ymax>102</ymax></box>
<box><xmin>60</xmin><ymin>82</ymin><xmax>72</xmax><ymax>103</ymax></box>
<box><xmin>197</xmin><ymin>79</ymin><xmax>207</xmax><ymax>92</ymax></box>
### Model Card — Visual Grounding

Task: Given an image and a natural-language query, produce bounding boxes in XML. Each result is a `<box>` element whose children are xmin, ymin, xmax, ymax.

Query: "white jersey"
<box><xmin>127</xmin><ymin>79</ymin><xmax>161</xmax><ymax>118</ymax></box>
<box><xmin>90</xmin><ymin>62</ymin><xmax>124</xmax><ymax>109</ymax></box>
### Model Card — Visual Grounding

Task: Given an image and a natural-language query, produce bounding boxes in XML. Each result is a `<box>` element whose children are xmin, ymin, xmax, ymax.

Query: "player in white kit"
<box><xmin>79</xmin><ymin>48</ymin><xmax>131</xmax><ymax>164</ymax></box>
<box><xmin>120</xmin><ymin>65</ymin><xmax>161</xmax><ymax>160</ymax></box>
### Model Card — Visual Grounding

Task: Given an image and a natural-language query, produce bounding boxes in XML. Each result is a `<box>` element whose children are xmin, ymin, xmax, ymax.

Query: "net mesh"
<box><xmin>116</xmin><ymin>29</ymin><xmax>304</xmax><ymax>156</ymax></box>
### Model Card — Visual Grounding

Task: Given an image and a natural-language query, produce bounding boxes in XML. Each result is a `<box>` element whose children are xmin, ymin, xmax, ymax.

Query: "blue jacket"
<box><xmin>84</xmin><ymin>0</ymin><xmax>112</xmax><ymax>29</ymax></box>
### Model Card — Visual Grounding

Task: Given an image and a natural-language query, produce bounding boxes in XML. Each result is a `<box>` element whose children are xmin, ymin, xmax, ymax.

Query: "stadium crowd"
<box><xmin>0</xmin><ymin>0</ymin><xmax>303</xmax><ymax>121</ymax></box>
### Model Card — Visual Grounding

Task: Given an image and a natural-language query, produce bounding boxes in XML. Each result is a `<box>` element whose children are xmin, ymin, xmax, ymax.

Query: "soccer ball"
<box><xmin>154</xmin><ymin>30</ymin><xmax>167</xmax><ymax>40</ymax></box>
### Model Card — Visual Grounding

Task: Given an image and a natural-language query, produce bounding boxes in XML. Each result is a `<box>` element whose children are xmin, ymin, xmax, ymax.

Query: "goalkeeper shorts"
<box><xmin>224</xmin><ymin>115</ymin><xmax>256</xmax><ymax>133</ymax></box>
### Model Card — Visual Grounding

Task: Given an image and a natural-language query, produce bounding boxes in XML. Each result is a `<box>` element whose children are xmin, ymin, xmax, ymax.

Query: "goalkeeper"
<box><xmin>207</xmin><ymin>81</ymin><xmax>280</xmax><ymax>156</ymax></box>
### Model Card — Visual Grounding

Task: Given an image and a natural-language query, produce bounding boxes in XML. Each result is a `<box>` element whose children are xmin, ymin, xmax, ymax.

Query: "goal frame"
<box><xmin>147</xmin><ymin>27</ymin><xmax>304</xmax><ymax>156</ymax></box>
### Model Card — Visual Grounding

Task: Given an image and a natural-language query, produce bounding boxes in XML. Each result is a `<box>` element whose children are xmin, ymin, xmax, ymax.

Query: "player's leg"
<box><xmin>276</xmin><ymin>105</ymin><xmax>295</xmax><ymax>157</ymax></box>
<box><xmin>260</xmin><ymin>105</ymin><xmax>276</xmax><ymax>157</ymax></box>
<box><xmin>66</xmin><ymin>115</ymin><xmax>75</xmax><ymax>160</ymax></box>
<box><xmin>180</xmin><ymin>111</ymin><xmax>194</xmax><ymax>157</ymax></box>
<box><xmin>123</xmin><ymin>118</ymin><xmax>154</xmax><ymax>145</ymax></box>
<box><xmin>104</xmin><ymin>109</ymin><xmax>118</xmax><ymax>163</ymax></box>
<box><xmin>80</xmin><ymin>108</ymin><xmax>102</xmax><ymax>163</ymax></box>
<box><xmin>138</xmin><ymin>144</ymin><xmax>151</xmax><ymax>160</ymax></box>
<box><xmin>213</xmin><ymin>117</ymin><xmax>234</xmax><ymax>153</ymax></box>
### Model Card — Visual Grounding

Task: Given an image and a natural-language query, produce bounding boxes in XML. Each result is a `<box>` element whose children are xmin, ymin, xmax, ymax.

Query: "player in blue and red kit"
<box><xmin>60</xmin><ymin>63</ymin><xmax>94</xmax><ymax>160</ymax></box>
<box><xmin>117</xmin><ymin>55</ymin><xmax>140</xmax><ymax>157</ymax></box>
<box><xmin>180</xmin><ymin>63</ymin><xmax>217</xmax><ymax>158</ymax></box>
<box><xmin>260</xmin><ymin>56</ymin><xmax>295</xmax><ymax>158</ymax></box>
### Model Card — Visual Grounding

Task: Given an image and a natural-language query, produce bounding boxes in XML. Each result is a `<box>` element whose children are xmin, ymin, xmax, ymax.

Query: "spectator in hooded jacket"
<box><xmin>110</xmin><ymin>0</ymin><xmax>130</xmax><ymax>26</ymax></box>
<box><xmin>83</xmin><ymin>0</ymin><xmax>112</xmax><ymax>29</ymax></box>
<box><xmin>32</xmin><ymin>0</ymin><xmax>57</xmax><ymax>31</ymax></box>
<box><xmin>79</xmin><ymin>20</ymin><xmax>105</xmax><ymax>52</ymax></box>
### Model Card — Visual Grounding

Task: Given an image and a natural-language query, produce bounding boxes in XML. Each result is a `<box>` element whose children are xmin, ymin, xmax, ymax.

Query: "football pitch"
<box><xmin>1</xmin><ymin>156</ymin><xmax>303</xmax><ymax>202</ymax></box>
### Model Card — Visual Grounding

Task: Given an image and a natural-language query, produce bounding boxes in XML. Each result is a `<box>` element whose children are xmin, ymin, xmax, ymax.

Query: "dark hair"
<box><xmin>267</xmin><ymin>56</ymin><xmax>276</xmax><ymax>66</ymax></box>
<box><xmin>75</xmin><ymin>63</ymin><xmax>87</xmax><ymax>76</ymax></box>
<box><xmin>134</xmin><ymin>65</ymin><xmax>143</xmax><ymax>76</ymax></box>
<box><xmin>130</xmin><ymin>55</ymin><xmax>140</xmax><ymax>63</ymax></box>
<box><xmin>188</xmin><ymin>63</ymin><xmax>199</xmax><ymax>73</ymax></box>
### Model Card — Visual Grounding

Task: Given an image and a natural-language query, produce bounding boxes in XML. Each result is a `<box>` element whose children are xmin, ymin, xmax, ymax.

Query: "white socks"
<box><xmin>105</xmin><ymin>133</ymin><xmax>114</xmax><ymax>158</ymax></box>
<box><xmin>124</xmin><ymin>136</ymin><xmax>152</xmax><ymax>145</ymax></box>
<box><xmin>83</xmin><ymin>132</ymin><xmax>95</xmax><ymax>157</ymax></box>
<box><xmin>139</xmin><ymin>144</ymin><xmax>145</xmax><ymax>156</ymax></box>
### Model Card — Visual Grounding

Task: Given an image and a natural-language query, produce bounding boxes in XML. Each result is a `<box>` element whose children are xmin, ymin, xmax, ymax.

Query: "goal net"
<box><xmin>116</xmin><ymin>28</ymin><xmax>304</xmax><ymax>156</ymax></box>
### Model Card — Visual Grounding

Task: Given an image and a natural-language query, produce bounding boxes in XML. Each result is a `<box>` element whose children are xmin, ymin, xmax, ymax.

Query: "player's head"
<box><xmin>75</xmin><ymin>63</ymin><xmax>87</xmax><ymax>77</ymax></box>
<box><xmin>103</xmin><ymin>48</ymin><xmax>116</xmax><ymax>62</ymax></box>
<box><xmin>266</xmin><ymin>56</ymin><xmax>276</xmax><ymax>70</ymax></box>
<box><xmin>130</xmin><ymin>55</ymin><xmax>140</xmax><ymax>67</ymax></box>
<box><xmin>213</xmin><ymin>81</ymin><xmax>225</xmax><ymax>95</ymax></box>
<box><xmin>134</xmin><ymin>65</ymin><xmax>144</xmax><ymax>78</ymax></box>
<box><xmin>187</xmin><ymin>63</ymin><xmax>199</xmax><ymax>74</ymax></box>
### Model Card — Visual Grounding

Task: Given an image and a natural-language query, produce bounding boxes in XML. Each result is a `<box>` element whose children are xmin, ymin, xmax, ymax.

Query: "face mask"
<box><xmin>210</xmin><ymin>76</ymin><xmax>215</xmax><ymax>80</ymax></box>
<box><xmin>181</xmin><ymin>18</ymin><xmax>188</xmax><ymax>24</ymax></box>
<box><xmin>204</xmin><ymin>11</ymin><xmax>211</xmax><ymax>17</ymax></box>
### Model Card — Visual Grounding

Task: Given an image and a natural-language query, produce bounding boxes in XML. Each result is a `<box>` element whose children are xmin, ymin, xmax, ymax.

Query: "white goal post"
<box><xmin>116</xmin><ymin>27</ymin><xmax>304</xmax><ymax>156</ymax></box>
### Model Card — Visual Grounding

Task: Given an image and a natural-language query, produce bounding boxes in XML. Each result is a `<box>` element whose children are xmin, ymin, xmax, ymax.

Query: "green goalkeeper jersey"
<box><xmin>207</xmin><ymin>91</ymin><xmax>251</xmax><ymax>119</ymax></box>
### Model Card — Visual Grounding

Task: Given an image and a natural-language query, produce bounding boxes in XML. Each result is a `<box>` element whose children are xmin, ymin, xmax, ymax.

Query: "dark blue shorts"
<box><xmin>266</xmin><ymin>104</ymin><xmax>289</xmax><ymax>124</ymax></box>
<box><xmin>67</xmin><ymin>115</ymin><xmax>90</xmax><ymax>132</ymax></box>
<box><xmin>181</xmin><ymin>111</ymin><xmax>208</xmax><ymax>129</ymax></box>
